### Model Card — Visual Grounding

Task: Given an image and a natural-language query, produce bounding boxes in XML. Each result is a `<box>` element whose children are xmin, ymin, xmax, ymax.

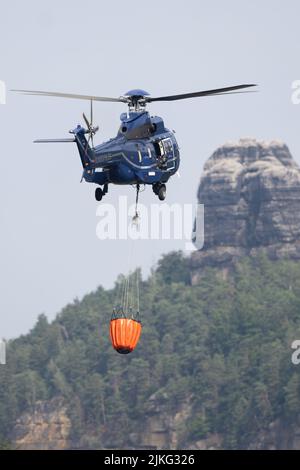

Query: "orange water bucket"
<box><xmin>110</xmin><ymin>317</ymin><xmax>142</xmax><ymax>354</ymax></box>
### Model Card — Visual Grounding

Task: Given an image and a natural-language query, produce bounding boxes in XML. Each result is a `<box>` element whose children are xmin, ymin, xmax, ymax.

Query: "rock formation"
<box><xmin>191</xmin><ymin>138</ymin><xmax>300</xmax><ymax>283</ymax></box>
<box><xmin>11</xmin><ymin>394</ymin><xmax>300</xmax><ymax>450</ymax></box>
<box><xmin>13</xmin><ymin>397</ymin><xmax>71</xmax><ymax>450</ymax></box>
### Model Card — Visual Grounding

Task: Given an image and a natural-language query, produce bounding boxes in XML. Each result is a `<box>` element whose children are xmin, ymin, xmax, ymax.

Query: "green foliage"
<box><xmin>1</xmin><ymin>253</ymin><xmax>300</xmax><ymax>449</ymax></box>
<box><xmin>156</xmin><ymin>251</ymin><xmax>190</xmax><ymax>285</ymax></box>
<box><xmin>0</xmin><ymin>438</ymin><xmax>14</xmax><ymax>450</ymax></box>
<box><xmin>187</xmin><ymin>414</ymin><xmax>210</xmax><ymax>440</ymax></box>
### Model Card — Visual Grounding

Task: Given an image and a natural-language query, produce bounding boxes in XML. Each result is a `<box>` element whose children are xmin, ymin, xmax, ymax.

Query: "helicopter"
<box><xmin>13</xmin><ymin>84</ymin><xmax>256</xmax><ymax>202</ymax></box>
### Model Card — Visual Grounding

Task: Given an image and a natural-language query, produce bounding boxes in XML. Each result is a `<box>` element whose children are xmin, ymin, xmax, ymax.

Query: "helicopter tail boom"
<box><xmin>33</xmin><ymin>126</ymin><xmax>95</xmax><ymax>170</ymax></box>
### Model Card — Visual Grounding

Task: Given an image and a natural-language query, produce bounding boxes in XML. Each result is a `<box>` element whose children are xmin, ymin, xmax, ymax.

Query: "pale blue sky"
<box><xmin>1</xmin><ymin>0</ymin><xmax>300</xmax><ymax>338</ymax></box>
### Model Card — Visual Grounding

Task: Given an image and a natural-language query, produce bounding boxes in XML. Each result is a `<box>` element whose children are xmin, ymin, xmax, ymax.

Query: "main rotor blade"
<box><xmin>146</xmin><ymin>84</ymin><xmax>257</xmax><ymax>102</ymax></box>
<box><xmin>90</xmin><ymin>99</ymin><xmax>93</xmax><ymax>127</ymax></box>
<box><xmin>83</xmin><ymin>112</ymin><xmax>90</xmax><ymax>129</ymax></box>
<box><xmin>11</xmin><ymin>89</ymin><xmax>126</xmax><ymax>103</ymax></box>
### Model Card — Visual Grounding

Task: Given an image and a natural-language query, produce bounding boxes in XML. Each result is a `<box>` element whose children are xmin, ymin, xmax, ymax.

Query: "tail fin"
<box><xmin>72</xmin><ymin>125</ymin><xmax>95</xmax><ymax>169</ymax></box>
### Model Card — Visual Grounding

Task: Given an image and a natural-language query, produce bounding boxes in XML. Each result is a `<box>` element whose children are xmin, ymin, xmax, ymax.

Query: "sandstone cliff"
<box><xmin>12</xmin><ymin>395</ymin><xmax>300</xmax><ymax>450</ymax></box>
<box><xmin>191</xmin><ymin>138</ymin><xmax>300</xmax><ymax>283</ymax></box>
<box><xmin>13</xmin><ymin>397</ymin><xmax>71</xmax><ymax>450</ymax></box>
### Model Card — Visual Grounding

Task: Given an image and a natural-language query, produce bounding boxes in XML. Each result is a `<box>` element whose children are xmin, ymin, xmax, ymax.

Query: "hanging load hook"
<box><xmin>132</xmin><ymin>184</ymin><xmax>140</xmax><ymax>225</ymax></box>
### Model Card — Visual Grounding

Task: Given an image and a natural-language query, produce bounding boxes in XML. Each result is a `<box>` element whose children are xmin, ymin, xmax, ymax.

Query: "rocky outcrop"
<box><xmin>138</xmin><ymin>392</ymin><xmax>193</xmax><ymax>449</ymax></box>
<box><xmin>12</xmin><ymin>397</ymin><xmax>71</xmax><ymax>450</ymax></box>
<box><xmin>10</xmin><ymin>394</ymin><xmax>300</xmax><ymax>450</ymax></box>
<box><xmin>191</xmin><ymin>138</ymin><xmax>300</xmax><ymax>283</ymax></box>
<box><xmin>248</xmin><ymin>417</ymin><xmax>300</xmax><ymax>450</ymax></box>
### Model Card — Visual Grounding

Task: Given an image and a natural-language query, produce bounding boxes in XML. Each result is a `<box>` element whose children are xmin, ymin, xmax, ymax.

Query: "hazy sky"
<box><xmin>1</xmin><ymin>0</ymin><xmax>300</xmax><ymax>338</ymax></box>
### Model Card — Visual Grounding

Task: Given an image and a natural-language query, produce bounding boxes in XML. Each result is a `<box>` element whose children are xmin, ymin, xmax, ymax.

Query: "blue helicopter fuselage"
<box><xmin>74</xmin><ymin>110</ymin><xmax>180</xmax><ymax>186</ymax></box>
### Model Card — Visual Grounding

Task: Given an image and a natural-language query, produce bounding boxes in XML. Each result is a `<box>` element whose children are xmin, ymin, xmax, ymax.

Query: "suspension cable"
<box><xmin>136</xmin><ymin>269</ymin><xmax>140</xmax><ymax>314</ymax></box>
<box><xmin>114</xmin><ymin>184</ymin><xmax>141</xmax><ymax>318</ymax></box>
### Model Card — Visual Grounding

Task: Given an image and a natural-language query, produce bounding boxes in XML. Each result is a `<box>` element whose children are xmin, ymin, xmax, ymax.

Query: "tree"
<box><xmin>156</xmin><ymin>251</ymin><xmax>190</xmax><ymax>285</ymax></box>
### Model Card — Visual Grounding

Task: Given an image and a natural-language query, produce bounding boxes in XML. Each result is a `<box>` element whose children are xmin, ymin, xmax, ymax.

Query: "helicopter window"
<box><xmin>162</xmin><ymin>138</ymin><xmax>173</xmax><ymax>155</ymax></box>
<box><xmin>159</xmin><ymin>141</ymin><xmax>165</xmax><ymax>155</ymax></box>
<box><xmin>153</xmin><ymin>141</ymin><xmax>165</xmax><ymax>157</ymax></box>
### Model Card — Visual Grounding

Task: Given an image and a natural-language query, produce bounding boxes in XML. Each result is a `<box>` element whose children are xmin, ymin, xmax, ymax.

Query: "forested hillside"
<box><xmin>1</xmin><ymin>252</ymin><xmax>300</xmax><ymax>449</ymax></box>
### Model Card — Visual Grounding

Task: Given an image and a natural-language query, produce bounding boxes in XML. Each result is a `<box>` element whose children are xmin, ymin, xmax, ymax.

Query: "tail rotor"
<box><xmin>83</xmin><ymin>99</ymin><xmax>99</xmax><ymax>148</ymax></box>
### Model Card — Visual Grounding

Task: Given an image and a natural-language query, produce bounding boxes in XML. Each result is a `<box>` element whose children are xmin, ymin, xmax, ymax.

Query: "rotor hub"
<box><xmin>122</xmin><ymin>89</ymin><xmax>150</xmax><ymax>112</ymax></box>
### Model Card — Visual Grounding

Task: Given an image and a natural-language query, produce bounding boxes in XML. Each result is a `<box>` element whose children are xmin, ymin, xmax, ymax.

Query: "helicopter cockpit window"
<box><xmin>153</xmin><ymin>141</ymin><xmax>164</xmax><ymax>157</ymax></box>
<box><xmin>162</xmin><ymin>138</ymin><xmax>173</xmax><ymax>155</ymax></box>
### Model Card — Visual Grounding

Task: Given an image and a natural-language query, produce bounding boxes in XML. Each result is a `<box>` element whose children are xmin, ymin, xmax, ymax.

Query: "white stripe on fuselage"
<box><xmin>96</xmin><ymin>151</ymin><xmax>178</xmax><ymax>171</ymax></box>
